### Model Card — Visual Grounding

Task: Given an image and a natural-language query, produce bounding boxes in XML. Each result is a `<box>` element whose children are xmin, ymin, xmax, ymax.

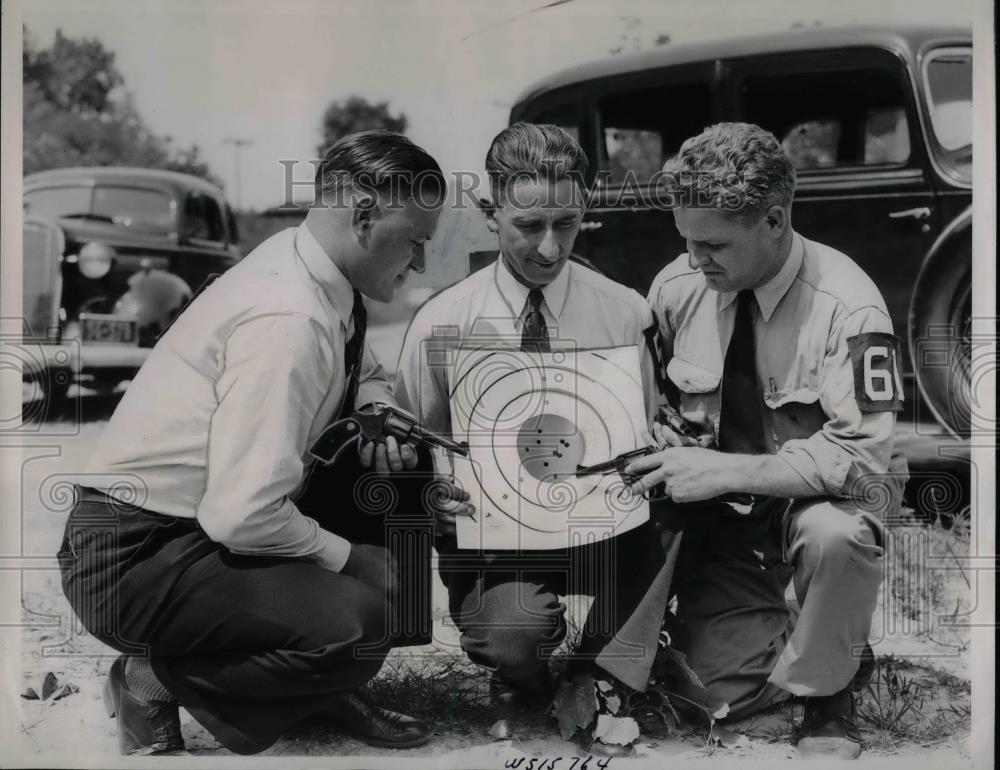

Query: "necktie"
<box><xmin>520</xmin><ymin>288</ymin><xmax>551</xmax><ymax>353</ymax></box>
<box><xmin>718</xmin><ymin>290</ymin><xmax>767</xmax><ymax>454</ymax></box>
<box><xmin>339</xmin><ymin>289</ymin><xmax>367</xmax><ymax>417</ymax></box>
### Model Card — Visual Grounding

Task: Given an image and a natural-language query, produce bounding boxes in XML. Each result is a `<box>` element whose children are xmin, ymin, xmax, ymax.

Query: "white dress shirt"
<box><xmin>394</xmin><ymin>256</ymin><xmax>659</xmax><ymax>441</ymax></box>
<box><xmin>84</xmin><ymin>225</ymin><xmax>393</xmax><ymax>571</ymax></box>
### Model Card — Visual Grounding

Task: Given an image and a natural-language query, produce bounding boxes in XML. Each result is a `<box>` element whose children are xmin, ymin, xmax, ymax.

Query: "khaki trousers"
<box><xmin>669</xmin><ymin>496</ymin><xmax>885</xmax><ymax>720</ymax></box>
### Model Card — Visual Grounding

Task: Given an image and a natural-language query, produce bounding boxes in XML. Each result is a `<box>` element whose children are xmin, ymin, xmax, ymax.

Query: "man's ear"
<box><xmin>352</xmin><ymin>192</ymin><xmax>378</xmax><ymax>239</ymax></box>
<box><xmin>477</xmin><ymin>196</ymin><xmax>499</xmax><ymax>234</ymax></box>
<box><xmin>764</xmin><ymin>204</ymin><xmax>788</xmax><ymax>238</ymax></box>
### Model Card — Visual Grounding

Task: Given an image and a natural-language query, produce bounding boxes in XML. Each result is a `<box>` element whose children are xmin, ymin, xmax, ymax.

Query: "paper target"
<box><xmin>449</xmin><ymin>345</ymin><xmax>649</xmax><ymax>550</ymax></box>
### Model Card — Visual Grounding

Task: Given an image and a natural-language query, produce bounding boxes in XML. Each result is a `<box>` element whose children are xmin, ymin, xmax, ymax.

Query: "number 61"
<box><xmin>863</xmin><ymin>345</ymin><xmax>904</xmax><ymax>401</ymax></box>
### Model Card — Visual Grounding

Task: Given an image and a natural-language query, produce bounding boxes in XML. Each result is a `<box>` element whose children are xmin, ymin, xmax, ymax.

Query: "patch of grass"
<box><xmin>883</xmin><ymin>512</ymin><xmax>971</xmax><ymax>653</ymax></box>
<box><xmin>857</xmin><ymin>655</ymin><xmax>971</xmax><ymax>754</ymax></box>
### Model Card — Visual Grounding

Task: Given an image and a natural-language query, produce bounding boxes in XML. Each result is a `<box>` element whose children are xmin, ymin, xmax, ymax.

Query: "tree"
<box><xmin>23</xmin><ymin>27</ymin><xmax>220</xmax><ymax>185</ymax></box>
<box><xmin>317</xmin><ymin>96</ymin><xmax>408</xmax><ymax>157</ymax></box>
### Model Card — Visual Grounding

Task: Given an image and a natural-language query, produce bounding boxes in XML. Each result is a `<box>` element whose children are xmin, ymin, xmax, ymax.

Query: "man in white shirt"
<box><xmin>395</xmin><ymin>123</ymin><xmax>678</xmax><ymax>758</ymax></box>
<box><xmin>628</xmin><ymin>123</ymin><xmax>908</xmax><ymax>759</ymax></box>
<box><xmin>58</xmin><ymin>131</ymin><xmax>452</xmax><ymax>755</ymax></box>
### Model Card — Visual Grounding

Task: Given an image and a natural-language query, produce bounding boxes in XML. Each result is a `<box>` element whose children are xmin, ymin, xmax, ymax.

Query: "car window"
<box><xmin>598</xmin><ymin>81</ymin><xmax>712</xmax><ymax>185</ymax></box>
<box><xmin>183</xmin><ymin>193</ymin><xmax>226</xmax><ymax>242</ymax></box>
<box><xmin>92</xmin><ymin>186</ymin><xmax>175</xmax><ymax>234</ymax></box>
<box><xmin>923</xmin><ymin>47</ymin><xmax>972</xmax><ymax>182</ymax></box>
<box><xmin>24</xmin><ymin>186</ymin><xmax>92</xmax><ymax>219</ymax></box>
<box><xmin>740</xmin><ymin>65</ymin><xmax>912</xmax><ymax>170</ymax></box>
<box><xmin>529</xmin><ymin>103</ymin><xmax>582</xmax><ymax>143</ymax></box>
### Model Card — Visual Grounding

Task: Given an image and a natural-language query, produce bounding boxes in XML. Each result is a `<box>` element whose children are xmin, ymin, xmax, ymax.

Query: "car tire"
<box><xmin>908</xmin><ymin>233</ymin><xmax>972</xmax><ymax>437</ymax></box>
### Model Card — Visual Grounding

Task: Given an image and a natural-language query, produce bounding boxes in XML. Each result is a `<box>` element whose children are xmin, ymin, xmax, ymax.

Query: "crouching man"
<box><xmin>396</xmin><ymin>123</ymin><xmax>678</xmax><ymax>758</ymax></box>
<box><xmin>57</xmin><ymin>130</ymin><xmax>451</xmax><ymax>755</ymax></box>
<box><xmin>627</xmin><ymin>123</ymin><xmax>908</xmax><ymax>759</ymax></box>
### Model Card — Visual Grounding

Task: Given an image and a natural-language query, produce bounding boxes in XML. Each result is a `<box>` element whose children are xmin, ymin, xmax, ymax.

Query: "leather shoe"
<box><xmin>489</xmin><ymin>671</ymin><xmax>555</xmax><ymax>709</ymax></box>
<box><xmin>316</xmin><ymin>690</ymin><xmax>431</xmax><ymax>748</ymax></box>
<box><xmin>796</xmin><ymin>688</ymin><xmax>863</xmax><ymax>759</ymax></box>
<box><xmin>103</xmin><ymin>656</ymin><xmax>186</xmax><ymax>756</ymax></box>
<box><xmin>575</xmin><ymin>731</ymin><xmax>637</xmax><ymax>758</ymax></box>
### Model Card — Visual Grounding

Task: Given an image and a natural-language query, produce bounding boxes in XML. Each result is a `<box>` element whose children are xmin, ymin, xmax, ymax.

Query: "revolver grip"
<box><xmin>309</xmin><ymin>418</ymin><xmax>364</xmax><ymax>466</ymax></box>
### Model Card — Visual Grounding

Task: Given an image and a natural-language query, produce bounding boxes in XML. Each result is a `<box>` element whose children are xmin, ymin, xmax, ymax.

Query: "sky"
<box><xmin>21</xmin><ymin>0</ymin><xmax>978</xmax><ymax>211</ymax></box>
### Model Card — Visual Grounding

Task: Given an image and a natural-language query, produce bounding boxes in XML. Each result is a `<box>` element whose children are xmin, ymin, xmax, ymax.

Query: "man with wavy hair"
<box><xmin>629</xmin><ymin>122</ymin><xmax>908</xmax><ymax>759</ymax></box>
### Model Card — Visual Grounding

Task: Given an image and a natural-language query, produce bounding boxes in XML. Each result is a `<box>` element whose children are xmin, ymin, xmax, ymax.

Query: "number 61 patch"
<box><xmin>848</xmin><ymin>332</ymin><xmax>905</xmax><ymax>412</ymax></box>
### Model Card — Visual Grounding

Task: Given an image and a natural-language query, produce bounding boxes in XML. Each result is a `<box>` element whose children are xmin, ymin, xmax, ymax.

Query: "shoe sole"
<box><xmin>347</xmin><ymin>730</ymin><xmax>434</xmax><ymax>749</ymax></box>
<box><xmin>798</xmin><ymin>737</ymin><xmax>862</xmax><ymax>759</ymax></box>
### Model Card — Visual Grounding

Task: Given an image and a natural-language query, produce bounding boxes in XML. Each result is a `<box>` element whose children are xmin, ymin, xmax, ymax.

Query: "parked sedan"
<box><xmin>22</xmin><ymin>167</ymin><xmax>241</xmax><ymax>402</ymax></box>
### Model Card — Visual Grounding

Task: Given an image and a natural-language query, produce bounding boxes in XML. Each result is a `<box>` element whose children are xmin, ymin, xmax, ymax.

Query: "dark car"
<box><xmin>22</xmin><ymin>167</ymin><xmax>241</xmax><ymax>401</ymax></box>
<box><xmin>509</xmin><ymin>25</ymin><xmax>972</xmax><ymax>436</ymax></box>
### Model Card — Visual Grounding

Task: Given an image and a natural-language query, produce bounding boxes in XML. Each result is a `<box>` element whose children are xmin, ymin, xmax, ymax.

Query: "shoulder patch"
<box><xmin>848</xmin><ymin>332</ymin><xmax>905</xmax><ymax>413</ymax></box>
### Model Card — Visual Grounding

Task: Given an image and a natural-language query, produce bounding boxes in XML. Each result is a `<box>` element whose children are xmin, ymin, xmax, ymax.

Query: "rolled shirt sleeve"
<box><xmin>775</xmin><ymin>304</ymin><xmax>899</xmax><ymax>497</ymax></box>
<box><xmin>394</xmin><ymin>311</ymin><xmax>452</xmax><ymax>435</ymax></box>
<box><xmin>196</xmin><ymin>313</ymin><xmax>352</xmax><ymax>571</ymax></box>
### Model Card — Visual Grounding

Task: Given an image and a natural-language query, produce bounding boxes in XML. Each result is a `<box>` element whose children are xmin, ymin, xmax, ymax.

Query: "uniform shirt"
<box><xmin>84</xmin><ymin>225</ymin><xmax>393</xmax><ymax>571</ymax></box>
<box><xmin>395</xmin><ymin>256</ymin><xmax>659</xmax><ymax>444</ymax></box>
<box><xmin>647</xmin><ymin>231</ymin><xmax>908</xmax><ymax>502</ymax></box>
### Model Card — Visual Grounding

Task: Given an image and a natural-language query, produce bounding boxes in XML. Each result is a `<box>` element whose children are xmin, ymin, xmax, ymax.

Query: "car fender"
<box><xmin>113</xmin><ymin>268</ymin><xmax>192</xmax><ymax>329</ymax></box>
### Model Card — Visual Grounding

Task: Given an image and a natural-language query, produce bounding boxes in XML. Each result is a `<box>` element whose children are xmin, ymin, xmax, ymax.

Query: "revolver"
<box><xmin>575</xmin><ymin>446</ymin><xmax>659</xmax><ymax>488</ymax></box>
<box><xmin>309</xmin><ymin>403</ymin><xmax>469</xmax><ymax>466</ymax></box>
<box><xmin>576</xmin><ymin>445</ymin><xmax>755</xmax><ymax>507</ymax></box>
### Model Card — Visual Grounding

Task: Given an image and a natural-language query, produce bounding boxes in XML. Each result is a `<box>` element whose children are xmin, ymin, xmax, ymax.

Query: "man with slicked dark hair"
<box><xmin>58</xmin><ymin>130</ymin><xmax>453</xmax><ymax>755</ymax></box>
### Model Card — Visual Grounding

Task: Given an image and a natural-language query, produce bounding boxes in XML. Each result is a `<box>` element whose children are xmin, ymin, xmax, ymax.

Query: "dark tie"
<box><xmin>520</xmin><ymin>289</ymin><xmax>551</xmax><ymax>353</ymax></box>
<box><xmin>718</xmin><ymin>290</ymin><xmax>767</xmax><ymax>454</ymax></box>
<box><xmin>339</xmin><ymin>289</ymin><xmax>367</xmax><ymax>418</ymax></box>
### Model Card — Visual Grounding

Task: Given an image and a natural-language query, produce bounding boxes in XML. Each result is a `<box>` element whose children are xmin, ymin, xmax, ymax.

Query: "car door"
<box><xmin>724</xmin><ymin>47</ymin><xmax>939</xmax><ymax>380</ymax></box>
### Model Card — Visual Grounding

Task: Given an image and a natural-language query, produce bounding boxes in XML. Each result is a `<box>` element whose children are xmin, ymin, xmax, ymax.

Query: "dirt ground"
<box><xmin>11</xmin><ymin>409</ymin><xmax>973</xmax><ymax>765</ymax></box>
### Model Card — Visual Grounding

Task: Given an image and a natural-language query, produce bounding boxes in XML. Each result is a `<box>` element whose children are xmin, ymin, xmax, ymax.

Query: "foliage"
<box><xmin>551</xmin><ymin>632</ymin><xmax>729</xmax><ymax>746</ymax></box>
<box><xmin>317</xmin><ymin>96</ymin><xmax>408</xmax><ymax>157</ymax></box>
<box><xmin>23</xmin><ymin>27</ymin><xmax>220</xmax><ymax>185</ymax></box>
<box><xmin>856</xmin><ymin>656</ymin><xmax>970</xmax><ymax>754</ymax></box>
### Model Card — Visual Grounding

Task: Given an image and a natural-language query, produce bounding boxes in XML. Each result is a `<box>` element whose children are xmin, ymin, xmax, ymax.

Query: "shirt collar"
<box><xmin>295</xmin><ymin>223</ymin><xmax>357</xmax><ymax>329</ymax></box>
<box><xmin>717</xmin><ymin>232</ymin><xmax>804</xmax><ymax>322</ymax></box>
<box><xmin>494</xmin><ymin>255</ymin><xmax>571</xmax><ymax>320</ymax></box>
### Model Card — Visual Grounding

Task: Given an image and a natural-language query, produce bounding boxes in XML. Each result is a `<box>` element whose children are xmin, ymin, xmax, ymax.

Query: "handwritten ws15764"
<box><xmin>505</xmin><ymin>756</ymin><xmax>614</xmax><ymax>770</ymax></box>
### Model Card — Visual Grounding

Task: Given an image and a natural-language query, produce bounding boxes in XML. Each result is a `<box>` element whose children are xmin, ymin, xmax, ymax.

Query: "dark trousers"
<box><xmin>57</xmin><ymin>452</ymin><xmax>433</xmax><ymax>754</ymax></box>
<box><xmin>437</xmin><ymin>501</ymin><xmax>684</xmax><ymax>692</ymax></box>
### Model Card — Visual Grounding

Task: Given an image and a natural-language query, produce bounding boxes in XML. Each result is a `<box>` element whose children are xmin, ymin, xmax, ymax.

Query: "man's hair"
<box><xmin>485</xmin><ymin>122</ymin><xmax>588</xmax><ymax>206</ymax></box>
<box><xmin>661</xmin><ymin>122</ymin><xmax>796</xmax><ymax>222</ymax></box>
<box><xmin>314</xmin><ymin>129</ymin><xmax>446</xmax><ymax>208</ymax></box>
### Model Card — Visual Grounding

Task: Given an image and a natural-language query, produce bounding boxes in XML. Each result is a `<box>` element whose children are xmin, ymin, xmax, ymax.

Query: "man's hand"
<box><xmin>653</xmin><ymin>409</ymin><xmax>715</xmax><ymax>449</ymax></box>
<box><xmin>625</xmin><ymin>446</ymin><xmax>741</xmax><ymax>503</ymax></box>
<box><xmin>341</xmin><ymin>543</ymin><xmax>399</xmax><ymax>601</ymax></box>
<box><xmin>359</xmin><ymin>435</ymin><xmax>419</xmax><ymax>475</ymax></box>
<box><xmin>424</xmin><ymin>478</ymin><xmax>476</xmax><ymax>538</ymax></box>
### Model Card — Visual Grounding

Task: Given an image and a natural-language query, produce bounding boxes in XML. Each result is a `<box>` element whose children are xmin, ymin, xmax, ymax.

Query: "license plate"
<box><xmin>80</xmin><ymin>314</ymin><xmax>139</xmax><ymax>345</ymax></box>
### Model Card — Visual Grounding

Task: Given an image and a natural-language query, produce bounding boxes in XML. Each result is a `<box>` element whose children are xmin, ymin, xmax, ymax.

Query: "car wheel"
<box><xmin>908</xmin><ymin>235</ymin><xmax>972</xmax><ymax>437</ymax></box>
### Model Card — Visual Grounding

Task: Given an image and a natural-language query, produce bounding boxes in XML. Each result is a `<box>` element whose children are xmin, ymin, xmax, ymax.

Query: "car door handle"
<box><xmin>579</xmin><ymin>220</ymin><xmax>604</xmax><ymax>231</ymax></box>
<box><xmin>888</xmin><ymin>206</ymin><xmax>932</xmax><ymax>220</ymax></box>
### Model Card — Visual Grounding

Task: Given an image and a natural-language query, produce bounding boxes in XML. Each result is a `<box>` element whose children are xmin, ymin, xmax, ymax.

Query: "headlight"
<box><xmin>78</xmin><ymin>242</ymin><xmax>115</xmax><ymax>279</ymax></box>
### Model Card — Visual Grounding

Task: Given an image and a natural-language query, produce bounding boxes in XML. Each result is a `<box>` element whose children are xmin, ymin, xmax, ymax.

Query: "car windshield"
<box><xmin>923</xmin><ymin>48</ymin><xmax>972</xmax><ymax>182</ymax></box>
<box><xmin>23</xmin><ymin>184</ymin><xmax>176</xmax><ymax>235</ymax></box>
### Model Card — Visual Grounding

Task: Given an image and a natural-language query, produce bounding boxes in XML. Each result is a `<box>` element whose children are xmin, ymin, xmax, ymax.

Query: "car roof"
<box><xmin>24</xmin><ymin>166</ymin><xmax>228</xmax><ymax>201</ymax></box>
<box><xmin>512</xmin><ymin>24</ymin><xmax>971</xmax><ymax>110</ymax></box>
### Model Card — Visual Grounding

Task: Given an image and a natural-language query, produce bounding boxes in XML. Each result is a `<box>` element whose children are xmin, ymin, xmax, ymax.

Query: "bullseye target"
<box><xmin>449</xmin><ymin>345</ymin><xmax>650</xmax><ymax>550</ymax></box>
